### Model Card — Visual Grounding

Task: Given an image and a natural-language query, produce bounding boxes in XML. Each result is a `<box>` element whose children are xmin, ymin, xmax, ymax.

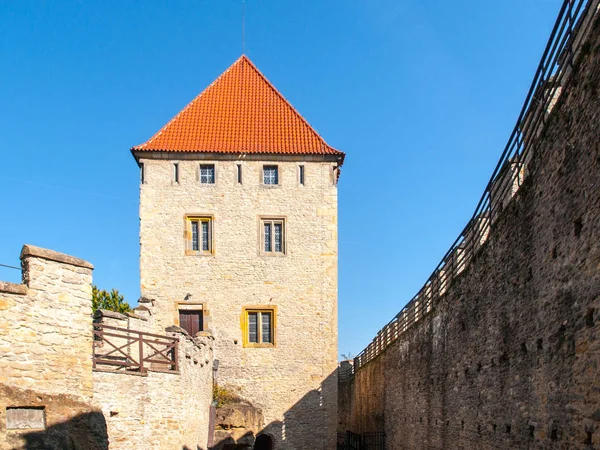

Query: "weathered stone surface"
<box><xmin>0</xmin><ymin>281</ymin><xmax>27</xmax><ymax>295</ymax></box>
<box><xmin>94</xmin><ymin>309</ymin><xmax>127</xmax><ymax>320</ymax></box>
<box><xmin>0</xmin><ymin>384</ymin><xmax>108</xmax><ymax>450</ymax></box>
<box><xmin>1</xmin><ymin>245</ymin><xmax>215</xmax><ymax>450</ymax></box>
<box><xmin>213</xmin><ymin>401</ymin><xmax>264</xmax><ymax>448</ymax></box>
<box><xmin>139</xmin><ymin>157</ymin><xmax>339</xmax><ymax>448</ymax></box>
<box><xmin>339</xmin><ymin>12</ymin><xmax>600</xmax><ymax>450</ymax></box>
<box><xmin>92</xmin><ymin>332</ymin><xmax>214</xmax><ymax>450</ymax></box>
<box><xmin>0</xmin><ymin>246</ymin><xmax>94</xmax><ymax>401</ymax></box>
<box><xmin>165</xmin><ymin>324</ymin><xmax>189</xmax><ymax>335</ymax></box>
<box><xmin>6</xmin><ymin>407</ymin><xmax>46</xmax><ymax>430</ymax></box>
<box><xmin>21</xmin><ymin>244</ymin><xmax>94</xmax><ymax>270</ymax></box>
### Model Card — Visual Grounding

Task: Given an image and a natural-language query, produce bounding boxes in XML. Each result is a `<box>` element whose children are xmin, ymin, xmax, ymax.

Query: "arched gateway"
<box><xmin>253</xmin><ymin>434</ymin><xmax>273</xmax><ymax>450</ymax></box>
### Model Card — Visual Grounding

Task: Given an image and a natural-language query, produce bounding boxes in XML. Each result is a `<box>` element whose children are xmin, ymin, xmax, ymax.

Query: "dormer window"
<box><xmin>263</xmin><ymin>165</ymin><xmax>278</xmax><ymax>185</ymax></box>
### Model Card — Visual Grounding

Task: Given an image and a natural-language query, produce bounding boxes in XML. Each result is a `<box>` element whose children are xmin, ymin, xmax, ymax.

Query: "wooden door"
<box><xmin>179</xmin><ymin>310</ymin><xmax>203</xmax><ymax>336</ymax></box>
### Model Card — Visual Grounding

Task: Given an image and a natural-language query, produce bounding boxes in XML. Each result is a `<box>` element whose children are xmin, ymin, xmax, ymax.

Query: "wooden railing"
<box><xmin>354</xmin><ymin>0</ymin><xmax>598</xmax><ymax>371</ymax></box>
<box><xmin>93</xmin><ymin>324</ymin><xmax>179</xmax><ymax>373</ymax></box>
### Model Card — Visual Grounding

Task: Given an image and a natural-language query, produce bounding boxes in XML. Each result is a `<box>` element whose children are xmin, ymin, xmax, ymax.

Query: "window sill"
<box><xmin>185</xmin><ymin>250</ymin><xmax>214</xmax><ymax>257</ymax></box>
<box><xmin>243</xmin><ymin>343</ymin><xmax>276</xmax><ymax>349</ymax></box>
<box><xmin>260</xmin><ymin>252</ymin><xmax>286</xmax><ymax>258</ymax></box>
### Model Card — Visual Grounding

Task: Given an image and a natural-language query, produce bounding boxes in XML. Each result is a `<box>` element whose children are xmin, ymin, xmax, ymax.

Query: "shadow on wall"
<box><xmin>212</xmin><ymin>370</ymin><xmax>337</xmax><ymax>449</ymax></box>
<box><xmin>20</xmin><ymin>411</ymin><xmax>108</xmax><ymax>450</ymax></box>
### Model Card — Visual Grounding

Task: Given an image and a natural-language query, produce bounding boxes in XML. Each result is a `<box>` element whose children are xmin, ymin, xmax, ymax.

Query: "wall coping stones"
<box><xmin>165</xmin><ymin>325</ymin><xmax>189</xmax><ymax>336</ymax></box>
<box><xmin>133</xmin><ymin>305</ymin><xmax>150</xmax><ymax>313</ymax></box>
<box><xmin>124</xmin><ymin>311</ymin><xmax>147</xmax><ymax>321</ymax></box>
<box><xmin>94</xmin><ymin>309</ymin><xmax>128</xmax><ymax>321</ymax></box>
<box><xmin>21</xmin><ymin>244</ymin><xmax>94</xmax><ymax>270</ymax></box>
<box><xmin>0</xmin><ymin>281</ymin><xmax>27</xmax><ymax>295</ymax></box>
<box><xmin>94</xmin><ymin>309</ymin><xmax>149</xmax><ymax>321</ymax></box>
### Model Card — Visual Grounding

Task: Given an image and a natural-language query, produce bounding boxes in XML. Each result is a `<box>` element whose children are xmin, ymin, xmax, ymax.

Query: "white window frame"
<box><xmin>185</xmin><ymin>215</ymin><xmax>214</xmax><ymax>255</ymax></box>
<box><xmin>199</xmin><ymin>164</ymin><xmax>216</xmax><ymax>184</ymax></box>
<box><xmin>260</xmin><ymin>218</ymin><xmax>285</xmax><ymax>256</ymax></box>
<box><xmin>263</xmin><ymin>165</ymin><xmax>279</xmax><ymax>185</ymax></box>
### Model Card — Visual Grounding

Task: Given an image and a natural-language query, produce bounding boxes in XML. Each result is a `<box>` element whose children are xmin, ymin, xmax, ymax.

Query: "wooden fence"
<box><xmin>93</xmin><ymin>324</ymin><xmax>179</xmax><ymax>373</ymax></box>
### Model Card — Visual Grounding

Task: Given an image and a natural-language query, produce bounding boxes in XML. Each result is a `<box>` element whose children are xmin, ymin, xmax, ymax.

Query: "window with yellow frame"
<box><xmin>185</xmin><ymin>215</ymin><xmax>213</xmax><ymax>255</ymax></box>
<box><xmin>241</xmin><ymin>306</ymin><xmax>277</xmax><ymax>347</ymax></box>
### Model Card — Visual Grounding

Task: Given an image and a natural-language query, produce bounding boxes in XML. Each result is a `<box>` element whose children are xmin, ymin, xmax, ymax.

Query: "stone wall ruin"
<box><xmin>0</xmin><ymin>245</ymin><xmax>214</xmax><ymax>450</ymax></box>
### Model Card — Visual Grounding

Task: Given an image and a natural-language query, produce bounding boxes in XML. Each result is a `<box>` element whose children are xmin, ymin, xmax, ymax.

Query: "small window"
<box><xmin>200</xmin><ymin>164</ymin><xmax>215</xmax><ymax>184</ymax></box>
<box><xmin>299</xmin><ymin>165</ymin><xmax>305</xmax><ymax>185</ymax></box>
<box><xmin>178</xmin><ymin>310</ymin><xmax>203</xmax><ymax>336</ymax></box>
<box><xmin>140</xmin><ymin>163</ymin><xmax>145</xmax><ymax>184</ymax></box>
<box><xmin>237</xmin><ymin>164</ymin><xmax>242</xmax><ymax>184</ymax></box>
<box><xmin>173</xmin><ymin>163</ymin><xmax>179</xmax><ymax>183</ymax></box>
<box><xmin>243</xmin><ymin>307</ymin><xmax>276</xmax><ymax>347</ymax></box>
<box><xmin>186</xmin><ymin>216</ymin><xmax>213</xmax><ymax>254</ymax></box>
<box><xmin>261</xmin><ymin>219</ymin><xmax>285</xmax><ymax>255</ymax></box>
<box><xmin>263</xmin><ymin>165</ymin><xmax>278</xmax><ymax>185</ymax></box>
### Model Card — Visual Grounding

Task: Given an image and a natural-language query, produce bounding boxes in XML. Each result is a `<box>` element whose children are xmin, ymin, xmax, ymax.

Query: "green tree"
<box><xmin>92</xmin><ymin>285</ymin><xmax>131</xmax><ymax>313</ymax></box>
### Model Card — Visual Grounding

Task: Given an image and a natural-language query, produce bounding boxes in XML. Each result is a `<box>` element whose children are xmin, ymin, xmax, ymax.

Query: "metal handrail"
<box><xmin>354</xmin><ymin>0</ymin><xmax>598</xmax><ymax>371</ymax></box>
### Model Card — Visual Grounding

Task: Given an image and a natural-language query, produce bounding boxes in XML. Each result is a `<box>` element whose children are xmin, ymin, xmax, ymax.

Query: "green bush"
<box><xmin>92</xmin><ymin>285</ymin><xmax>131</xmax><ymax>313</ymax></box>
<box><xmin>213</xmin><ymin>385</ymin><xmax>240</xmax><ymax>408</ymax></box>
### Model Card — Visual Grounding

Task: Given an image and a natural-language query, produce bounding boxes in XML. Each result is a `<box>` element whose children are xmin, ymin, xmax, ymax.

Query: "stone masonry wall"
<box><xmin>93</xmin><ymin>313</ymin><xmax>214</xmax><ymax>450</ymax></box>
<box><xmin>138</xmin><ymin>157</ymin><xmax>339</xmax><ymax>449</ymax></box>
<box><xmin>0</xmin><ymin>245</ymin><xmax>100</xmax><ymax>450</ymax></box>
<box><xmin>340</xmin><ymin>11</ymin><xmax>600</xmax><ymax>450</ymax></box>
<box><xmin>0</xmin><ymin>245</ymin><xmax>215</xmax><ymax>450</ymax></box>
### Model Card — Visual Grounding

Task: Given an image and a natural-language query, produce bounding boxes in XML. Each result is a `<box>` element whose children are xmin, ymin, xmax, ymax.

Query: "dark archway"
<box><xmin>253</xmin><ymin>434</ymin><xmax>273</xmax><ymax>450</ymax></box>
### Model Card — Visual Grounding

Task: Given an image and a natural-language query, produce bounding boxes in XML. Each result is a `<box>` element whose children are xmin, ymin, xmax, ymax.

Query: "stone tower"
<box><xmin>131</xmin><ymin>55</ymin><xmax>344</xmax><ymax>449</ymax></box>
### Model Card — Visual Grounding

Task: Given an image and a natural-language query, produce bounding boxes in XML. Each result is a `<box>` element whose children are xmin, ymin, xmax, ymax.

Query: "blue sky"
<box><xmin>0</xmin><ymin>0</ymin><xmax>561</xmax><ymax>357</ymax></box>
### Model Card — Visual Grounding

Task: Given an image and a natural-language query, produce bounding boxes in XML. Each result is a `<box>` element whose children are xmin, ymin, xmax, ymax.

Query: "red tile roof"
<box><xmin>132</xmin><ymin>55</ymin><xmax>344</xmax><ymax>162</ymax></box>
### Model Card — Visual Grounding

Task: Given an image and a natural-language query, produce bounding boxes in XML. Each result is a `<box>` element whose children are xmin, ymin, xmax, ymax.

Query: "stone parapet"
<box><xmin>21</xmin><ymin>244</ymin><xmax>93</xmax><ymax>270</ymax></box>
<box><xmin>0</xmin><ymin>245</ymin><xmax>97</xmax><ymax>450</ymax></box>
<box><xmin>0</xmin><ymin>281</ymin><xmax>27</xmax><ymax>296</ymax></box>
<box><xmin>0</xmin><ymin>245</ymin><xmax>94</xmax><ymax>399</ymax></box>
<box><xmin>1</xmin><ymin>245</ymin><xmax>215</xmax><ymax>450</ymax></box>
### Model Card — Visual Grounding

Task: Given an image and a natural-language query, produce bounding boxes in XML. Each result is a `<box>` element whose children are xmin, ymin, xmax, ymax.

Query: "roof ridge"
<box><xmin>239</xmin><ymin>55</ymin><xmax>337</xmax><ymax>154</ymax></box>
<box><xmin>134</xmin><ymin>55</ymin><xmax>246</xmax><ymax>150</ymax></box>
<box><xmin>131</xmin><ymin>55</ymin><xmax>344</xmax><ymax>162</ymax></box>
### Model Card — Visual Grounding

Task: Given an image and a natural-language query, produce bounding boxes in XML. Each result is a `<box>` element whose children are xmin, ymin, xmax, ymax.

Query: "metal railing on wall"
<box><xmin>354</xmin><ymin>0</ymin><xmax>598</xmax><ymax>371</ymax></box>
